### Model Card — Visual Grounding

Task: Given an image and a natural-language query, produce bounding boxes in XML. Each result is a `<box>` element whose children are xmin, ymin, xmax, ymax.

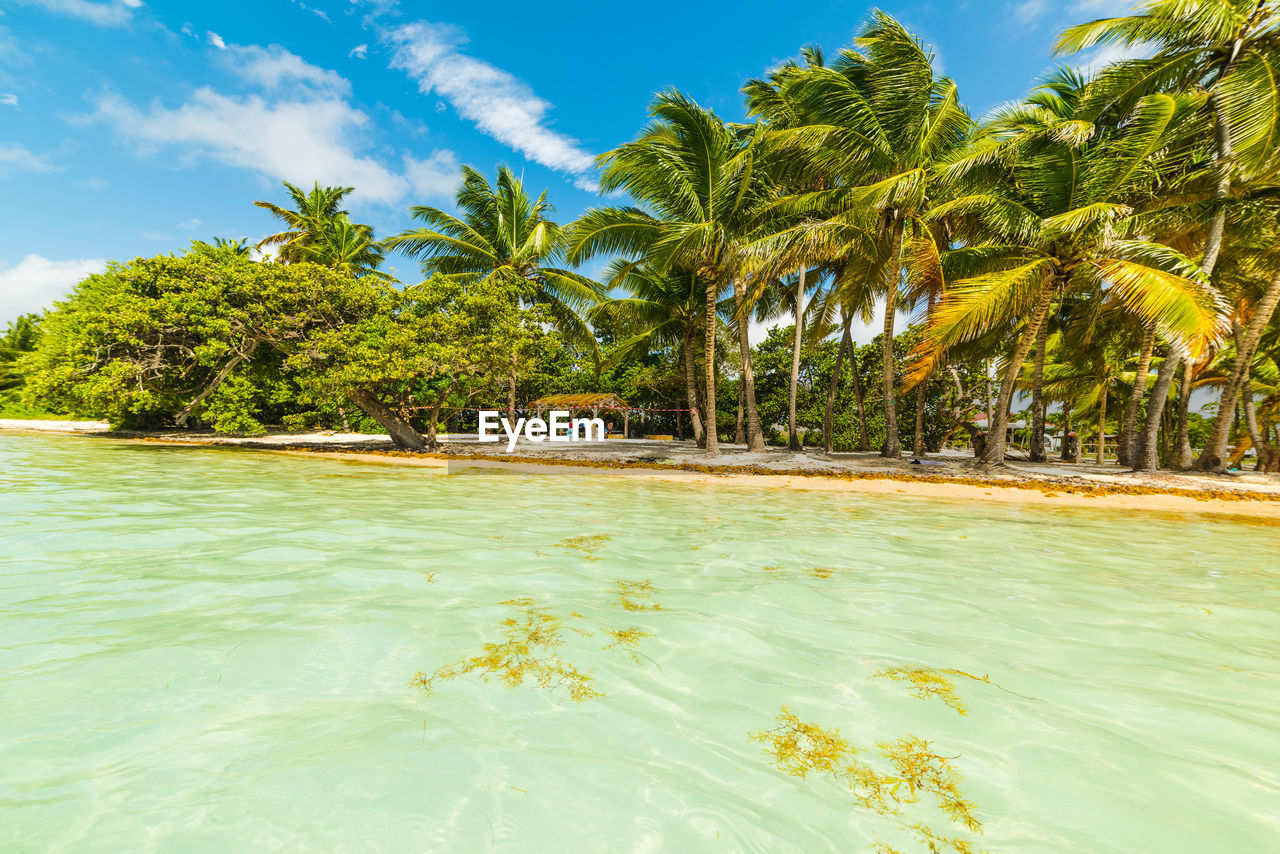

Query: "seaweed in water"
<box><xmin>602</xmin><ymin>627</ymin><xmax>655</xmax><ymax>663</ymax></box>
<box><xmin>873</xmin><ymin>666</ymin><xmax>967</xmax><ymax>716</ymax></box>
<box><xmin>751</xmin><ymin>706</ymin><xmax>984</xmax><ymax>853</ymax></box>
<box><xmin>558</xmin><ymin>534</ymin><xmax>611</xmax><ymax>560</ymax></box>
<box><xmin>410</xmin><ymin>601</ymin><xmax>601</xmax><ymax>702</ymax></box>
<box><xmin>617</xmin><ymin>579</ymin><xmax>662</xmax><ymax>612</ymax></box>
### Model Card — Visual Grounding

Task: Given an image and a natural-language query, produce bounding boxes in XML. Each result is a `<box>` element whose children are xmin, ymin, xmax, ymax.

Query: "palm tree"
<box><xmin>909</xmin><ymin>88</ymin><xmax>1227</xmax><ymax>464</ymax></box>
<box><xmin>295</xmin><ymin>216</ymin><xmax>390</xmax><ymax>280</ymax></box>
<box><xmin>597</xmin><ymin>260</ymin><xmax>710</xmax><ymax>446</ymax></box>
<box><xmin>385</xmin><ymin>165</ymin><xmax>602</xmax><ymax>344</ymax></box>
<box><xmin>754</xmin><ymin>12</ymin><xmax>973</xmax><ymax>457</ymax></box>
<box><xmin>569</xmin><ymin>91</ymin><xmax>773</xmax><ymax>455</ymax></box>
<box><xmin>1056</xmin><ymin>0</ymin><xmax>1280</xmax><ymax>471</ymax></box>
<box><xmin>385</xmin><ymin>165</ymin><xmax>604</xmax><ymax>417</ymax></box>
<box><xmin>254</xmin><ymin>181</ymin><xmax>355</xmax><ymax>261</ymax></box>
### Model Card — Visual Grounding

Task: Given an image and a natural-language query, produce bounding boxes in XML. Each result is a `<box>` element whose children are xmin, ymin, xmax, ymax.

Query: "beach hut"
<box><xmin>530</xmin><ymin>393</ymin><xmax>632</xmax><ymax>437</ymax></box>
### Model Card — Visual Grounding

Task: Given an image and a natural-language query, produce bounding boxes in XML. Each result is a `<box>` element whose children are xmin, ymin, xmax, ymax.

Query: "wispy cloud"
<box><xmin>1013</xmin><ymin>0</ymin><xmax>1049</xmax><ymax>28</ymax></box>
<box><xmin>383</xmin><ymin>22</ymin><xmax>597</xmax><ymax>189</ymax></box>
<box><xmin>349</xmin><ymin>44</ymin><xmax>368</xmax><ymax>59</ymax></box>
<box><xmin>0</xmin><ymin>94</ymin><xmax>17</xmax><ymax>108</ymax></box>
<box><xmin>403</xmin><ymin>149</ymin><xmax>460</xmax><ymax>200</ymax></box>
<box><xmin>220</xmin><ymin>42</ymin><xmax>351</xmax><ymax>95</ymax></box>
<box><xmin>207</xmin><ymin>31</ymin><xmax>226</xmax><ymax>49</ymax></box>
<box><xmin>0</xmin><ymin>254</ymin><xmax>106</xmax><ymax>321</ymax></box>
<box><xmin>0</xmin><ymin>143</ymin><xmax>54</xmax><ymax>175</ymax></box>
<box><xmin>11</xmin><ymin>0</ymin><xmax>142</xmax><ymax>28</ymax></box>
<box><xmin>88</xmin><ymin>88</ymin><xmax>408</xmax><ymax>204</ymax></box>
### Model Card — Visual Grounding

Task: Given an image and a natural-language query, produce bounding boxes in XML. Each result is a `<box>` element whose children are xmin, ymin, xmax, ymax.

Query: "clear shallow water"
<box><xmin>2</xmin><ymin>435</ymin><xmax>1279</xmax><ymax>853</ymax></box>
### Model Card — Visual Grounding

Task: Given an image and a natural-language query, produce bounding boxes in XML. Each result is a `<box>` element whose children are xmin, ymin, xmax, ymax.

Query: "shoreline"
<box><xmin>4</xmin><ymin>419</ymin><xmax>1278</xmax><ymax>521</ymax></box>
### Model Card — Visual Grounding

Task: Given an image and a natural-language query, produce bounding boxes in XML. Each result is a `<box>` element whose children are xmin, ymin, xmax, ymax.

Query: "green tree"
<box><xmin>570</xmin><ymin>91</ymin><xmax>773</xmax><ymax>454</ymax></box>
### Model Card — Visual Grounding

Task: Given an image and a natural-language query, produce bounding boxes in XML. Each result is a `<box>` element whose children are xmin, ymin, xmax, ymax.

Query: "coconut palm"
<box><xmin>908</xmin><ymin>88</ymin><xmax>1228</xmax><ymax>464</ymax></box>
<box><xmin>384</xmin><ymin>165</ymin><xmax>603</xmax><ymax>351</ymax></box>
<box><xmin>294</xmin><ymin>216</ymin><xmax>390</xmax><ymax>280</ymax></box>
<box><xmin>254</xmin><ymin>181</ymin><xmax>355</xmax><ymax>261</ymax></box>
<box><xmin>752</xmin><ymin>12</ymin><xmax>973</xmax><ymax>457</ymax></box>
<box><xmin>569</xmin><ymin>91</ymin><xmax>773</xmax><ymax>455</ymax></box>
<box><xmin>597</xmin><ymin>260</ymin><xmax>710</xmax><ymax>447</ymax></box>
<box><xmin>1056</xmin><ymin>0</ymin><xmax>1280</xmax><ymax>471</ymax></box>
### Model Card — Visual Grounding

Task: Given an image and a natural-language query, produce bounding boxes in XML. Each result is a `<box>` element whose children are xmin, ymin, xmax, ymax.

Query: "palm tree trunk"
<box><xmin>732</xmin><ymin>276</ymin><xmax>767</xmax><ymax>452</ymax></box>
<box><xmin>682</xmin><ymin>329</ymin><xmax>705</xmax><ymax>448</ymax></box>
<box><xmin>1117</xmin><ymin>324</ymin><xmax>1156</xmax><ymax>466</ymax></box>
<box><xmin>982</xmin><ymin>282</ymin><xmax>1055</xmax><ymax>465</ymax></box>
<box><xmin>880</xmin><ymin>282</ymin><xmax>901</xmax><ymax>457</ymax></box>
<box><xmin>912</xmin><ymin>383</ymin><xmax>926</xmax><ymax>456</ymax></box>
<box><xmin>1136</xmin><ymin>88</ymin><xmax>1235</xmax><ymax>472</ymax></box>
<box><xmin>788</xmin><ymin>267</ymin><xmax>806</xmax><ymax>451</ymax></box>
<box><xmin>1060</xmin><ymin>399</ymin><xmax>1077</xmax><ymax>462</ymax></box>
<box><xmin>1173</xmin><ymin>360</ymin><xmax>1195</xmax><ymax>469</ymax></box>
<box><xmin>703</xmin><ymin>278</ymin><xmax>719</xmax><ymax>455</ymax></box>
<box><xmin>1242</xmin><ymin>372</ymin><xmax>1276</xmax><ymax>471</ymax></box>
<box><xmin>1197</xmin><ymin>267</ymin><xmax>1280</xmax><ymax>469</ymax></box>
<box><xmin>1096</xmin><ymin>384</ymin><xmax>1108</xmax><ymax>464</ymax></box>
<box><xmin>735</xmin><ymin>382</ymin><xmax>745</xmax><ymax>445</ymax></box>
<box><xmin>1029</xmin><ymin>321</ymin><xmax>1048</xmax><ymax>462</ymax></box>
<box><xmin>880</xmin><ymin>219</ymin><xmax>905</xmax><ymax>458</ymax></box>
<box><xmin>823</xmin><ymin>315</ymin><xmax>853</xmax><ymax>454</ymax></box>
<box><xmin>851</xmin><ymin>346</ymin><xmax>871</xmax><ymax>451</ymax></box>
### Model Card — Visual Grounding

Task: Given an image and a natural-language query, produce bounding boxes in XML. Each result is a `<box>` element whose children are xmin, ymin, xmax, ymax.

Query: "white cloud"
<box><xmin>349</xmin><ymin>43</ymin><xmax>368</xmax><ymax>59</ymax></box>
<box><xmin>1013</xmin><ymin>0</ymin><xmax>1048</xmax><ymax>27</ymax></box>
<box><xmin>0</xmin><ymin>143</ymin><xmax>54</xmax><ymax>175</ymax></box>
<box><xmin>89</xmin><ymin>88</ymin><xmax>407</xmax><ymax>204</ymax></box>
<box><xmin>0</xmin><ymin>94</ymin><xmax>16</xmax><ymax>108</ymax></box>
<box><xmin>0</xmin><ymin>254</ymin><xmax>105</xmax><ymax>321</ymax></box>
<box><xmin>179</xmin><ymin>218</ymin><xmax>202</xmax><ymax>230</ymax></box>
<box><xmin>383</xmin><ymin>22</ymin><xmax>597</xmax><ymax>184</ymax></box>
<box><xmin>403</xmin><ymin>149</ymin><xmax>459</xmax><ymax>200</ymax></box>
<box><xmin>1075</xmin><ymin>42</ymin><xmax>1148</xmax><ymax>76</ymax></box>
<box><xmin>207</xmin><ymin>31</ymin><xmax>226</xmax><ymax>49</ymax></box>
<box><xmin>13</xmin><ymin>0</ymin><xmax>140</xmax><ymax>27</ymax></box>
<box><xmin>222</xmin><ymin>43</ymin><xmax>350</xmax><ymax>95</ymax></box>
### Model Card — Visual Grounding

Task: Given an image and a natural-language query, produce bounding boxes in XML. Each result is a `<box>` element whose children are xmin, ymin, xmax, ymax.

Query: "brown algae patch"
<box><xmin>557</xmin><ymin>534</ymin><xmax>611</xmax><ymax>560</ymax></box>
<box><xmin>874</xmin><ymin>666</ymin><xmax>968</xmax><ymax>716</ymax></box>
<box><xmin>602</xmin><ymin>627</ymin><xmax>655</xmax><ymax>663</ymax></box>
<box><xmin>411</xmin><ymin>600</ymin><xmax>601</xmax><ymax>702</ymax></box>
<box><xmin>414</xmin><ymin>590</ymin><xmax>664</xmax><ymax>701</ymax></box>
<box><xmin>751</xmin><ymin>706</ymin><xmax>983</xmax><ymax>852</ymax></box>
<box><xmin>616</xmin><ymin>579</ymin><xmax>662</xmax><ymax>612</ymax></box>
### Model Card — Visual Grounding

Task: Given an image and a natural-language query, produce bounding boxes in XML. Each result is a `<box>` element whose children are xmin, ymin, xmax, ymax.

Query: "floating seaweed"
<box><xmin>602</xmin><ymin>627</ymin><xmax>654</xmax><ymax>663</ymax></box>
<box><xmin>410</xmin><ymin>600</ymin><xmax>601</xmax><ymax>702</ymax></box>
<box><xmin>874</xmin><ymin>666</ymin><xmax>967</xmax><ymax>716</ymax></box>
<box><xmin>558</xmin><ymin>534</ymin><xmax>611</xmax><ymax>560</ymax></box>
<box><xmin>751</xmin><ymin>707</ymin><xmax>984</xmax><ymax>852</ymax></box>
<box><xmin>806</xmin><ymin>567</ymin><xmax>835</xmax><ymax>580</ymax></box>
<box><xmin>617</xmin><ymin>579</ymin><xmax>662</xmax><ymax>612</ymax></box>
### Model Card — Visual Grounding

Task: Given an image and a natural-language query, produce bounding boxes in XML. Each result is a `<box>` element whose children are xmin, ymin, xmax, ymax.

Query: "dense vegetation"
<box><xmin>4</xmin><ymin>1</ymin><xmax>1279</xmax><ymax>472</ymax></box>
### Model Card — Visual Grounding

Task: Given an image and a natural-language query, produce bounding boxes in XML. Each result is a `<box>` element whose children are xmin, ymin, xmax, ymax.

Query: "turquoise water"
<box><xmin>2</xmin><ymin>434</ymin><xmax>1279</xmax><ymax>853</ymax></box>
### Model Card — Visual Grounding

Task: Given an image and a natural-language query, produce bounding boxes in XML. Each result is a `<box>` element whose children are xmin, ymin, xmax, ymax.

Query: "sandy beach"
<box><xmin>5</xmin><ymin>418</ymin><xmax>1278</xmax><ymax>521</ymax></box>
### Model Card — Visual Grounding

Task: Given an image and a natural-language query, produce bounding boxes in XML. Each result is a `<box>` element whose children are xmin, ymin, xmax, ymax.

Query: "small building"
<box><xmin>530</xmin><ymin>393</ymin><xmax>632</xmax><ymax>437</ymax></box>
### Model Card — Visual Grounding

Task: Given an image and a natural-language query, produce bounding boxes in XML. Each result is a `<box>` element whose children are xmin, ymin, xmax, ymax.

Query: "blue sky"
<box><xmin>0</xmin><ymin>0</ymin><xmax>1134</xmax><ymax>323</ymax></box>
